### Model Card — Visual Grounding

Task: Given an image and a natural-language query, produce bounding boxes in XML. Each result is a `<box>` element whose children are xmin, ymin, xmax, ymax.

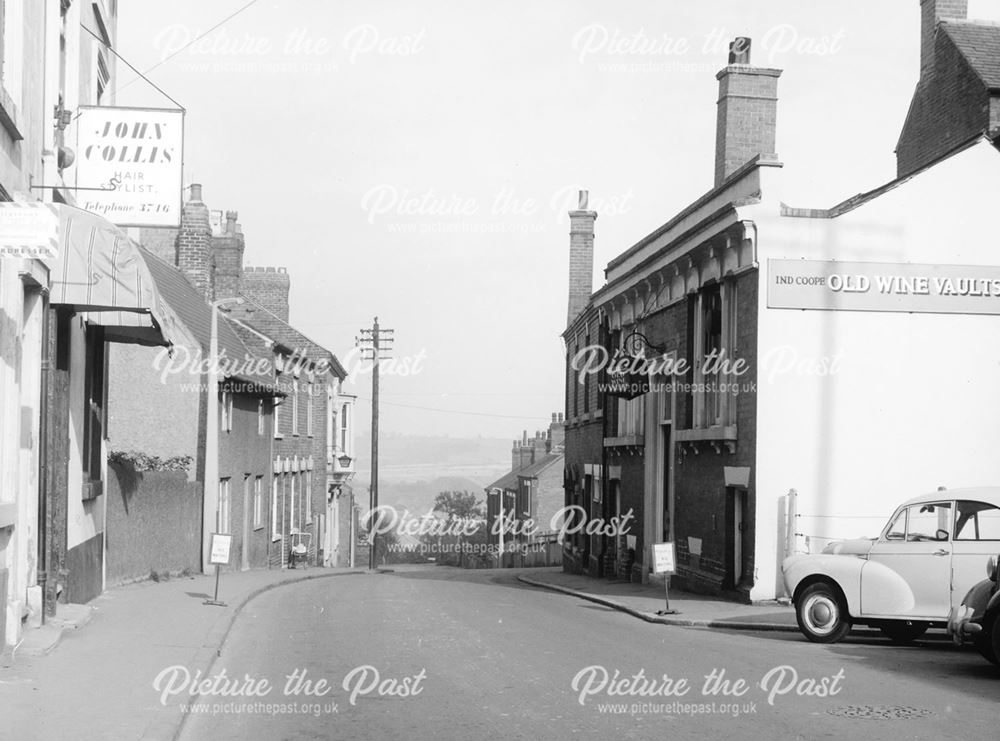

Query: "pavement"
<box><xmin>516</xmin><ymin>568</ymin><xmax>799</xmax><ymax>631</ymax></box>
<box><xmin>0</xmin><ymin>565</ymin><xmax>367</xmax><ymax>741</ymax></box>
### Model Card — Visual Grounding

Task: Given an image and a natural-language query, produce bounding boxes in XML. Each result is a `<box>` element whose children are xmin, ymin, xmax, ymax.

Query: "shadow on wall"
<box><xmin>105</xmin><ymin>463</ymin><xmax>202</xmax><ymax>586</ymax></box>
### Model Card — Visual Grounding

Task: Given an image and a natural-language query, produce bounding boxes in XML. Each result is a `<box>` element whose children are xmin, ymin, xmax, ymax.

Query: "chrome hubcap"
<box><xmin>803</xmin><ymin>594</ymin><xmax>839</xmax><ymax>635</ymax></box>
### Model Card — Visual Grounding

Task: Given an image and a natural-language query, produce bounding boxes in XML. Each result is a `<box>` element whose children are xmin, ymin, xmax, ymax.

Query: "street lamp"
<box><xmin>202</xmin><ymin>296</ymin><xmax>244</xmax><ymax>573</ymax></box>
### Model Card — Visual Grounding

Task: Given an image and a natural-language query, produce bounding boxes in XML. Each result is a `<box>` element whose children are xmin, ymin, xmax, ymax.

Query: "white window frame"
<box><xmin>306</xmin><ymin>382</ymin><xmax>314</xmax><ymax>437</ymax></box>
<box><xmin>291</xmin><ymin>381</ymin><xmax>299</xmax><ymax>436</ymax></box>
<box><xmin>257</xmin><ymin>399</ymin><xmax>264</xmax><ymax>436</ymax></box>
<box><xmin>217</xmin><ymin>478</ymin><xmax>231</xmax><ymax>535</ymax></box>
<box><xmin>306</xmin><ymin>470</ymin><xmax>313</xmax><ymax>525</ymax></box>
<box><xmin>273</xmin><ymin>397</ymin><xmax>283</xmax><ymax>439</ymax></box>
<box><xmin>253</xmin><ymin>475</ymin><xmax>263</xmax><ymax>529</ymax></box>
<box><xmin>271</xmin><ymin>473</ymin><xmax>281</xmax><ymax>541</ymax></box>
<box><xmin>290</xmin><ymin>472</ymin><xmax>298</xmax><ymax>532</ymax></box>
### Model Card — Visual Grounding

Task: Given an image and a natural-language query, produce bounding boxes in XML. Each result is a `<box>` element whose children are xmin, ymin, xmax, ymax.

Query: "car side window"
<box><xmin>905</xmin><ymin>502</ymin><xmax>952</xmax><ymax>542</ymax></box>
<box><xmin>954</xmin><ymin>501</ymin><xmax>1000</xmax><ymax>541</ymax></box>
<box><xmin>885</xmin><ymin>509</ymin><xmax>907</xmax><ymax>540</ymax></box>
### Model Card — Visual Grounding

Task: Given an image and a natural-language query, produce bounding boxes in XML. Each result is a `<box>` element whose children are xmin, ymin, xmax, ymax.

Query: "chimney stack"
<box><xmin>549</xmin><ymin>411</ymin><xmax>565</xmax><ymax>452</ymax></box>
<box><xmin>714</xmin><ymin>38</ymin><xmax>782</xmax><ymax>187</ymax></box>
<box><xmin>920</xmin><ymin>0</ymin><xmax>968</xmax><ymax>79</ymax></box>
<box><xmin>176</xmin><ymin>183</ymin><xmax>213</xmax><ymax>299</ymax></box>
<box><xmin>210</xmin><ymin>210</ymin><xmax>245</xmax><ymax>301</ymax></box>
<box><xmin>242</xmin><ymin>266</ymin><xmax>291</xmax><ymax>322</ymax></box>
<box><xmin>567</xmin><ymin>189</ymin><xmax>597</xmax><ymax>326</ymax></box>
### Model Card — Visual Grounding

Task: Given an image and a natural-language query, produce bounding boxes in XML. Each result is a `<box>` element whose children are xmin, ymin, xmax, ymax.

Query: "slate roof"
<box><xmin>485</xmin><ymin>469</ymin><xmax>520</xmax><ymax>493</ymax></box>
<box><xmin>227</xmin><ymin>298</ymin><xmax>347</xmax><ymax>380</ymax></box>
<box><xmin>517</xmin><ymin>453</ymin><xmax>563</xmax><ymax>479</ymax></box>
<box><xmin>138</xmin><ymin>246</ymin><xmax>276</xmax><ymax>392</ymax></box>
<box><xmin>486</xmin><ymin>453</ymin><xmax>564</xmax><ymax>492</ymax></box>
<box><xmin>943</xmin><ymin>21</ymin><xmax>1000</xmax><ymax>89</ymax></box>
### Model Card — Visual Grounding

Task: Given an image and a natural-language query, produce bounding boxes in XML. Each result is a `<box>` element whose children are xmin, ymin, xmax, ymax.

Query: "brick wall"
<box><xmin>105</xmin><ymin>468</ymin><xmax>202</xmax><ymax>586</ymax></box>
<box><xmin>671</xmin><ymin>269</ymin><xmax>758</xmax><ymax>595</ymax></box>
<box><xmin>896</xmin><ymin>27</ymin><xmax>991</xmax><ymax>178</ymax></box>
<box><xmin>138</xmin><ymin>227</ymin><xmax>180</xmax><ymax>265</ymax></box>
<box><xmin>243</xmin><ymin>267</ymin><xmax>291</xmax><ymax>322</ymax></box>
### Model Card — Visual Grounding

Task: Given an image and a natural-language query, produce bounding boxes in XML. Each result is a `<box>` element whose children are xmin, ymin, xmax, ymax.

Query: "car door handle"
<box><xmin>933</xmin><ymin>549</ymin><xmax>949</xmax><ymax>556</ymax></box>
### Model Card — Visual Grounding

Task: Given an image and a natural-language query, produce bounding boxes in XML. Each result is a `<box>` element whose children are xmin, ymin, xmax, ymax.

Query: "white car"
<box><xmin>782</xmin><ymin>488</ymin><xmax>1000</xmax><ymax>643</ymax></box>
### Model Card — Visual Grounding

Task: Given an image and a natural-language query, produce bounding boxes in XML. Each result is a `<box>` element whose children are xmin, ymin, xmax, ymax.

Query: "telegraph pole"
<box><xmin>357</xmin><ymin>317</ymin><xmax>393</xmax><ymax>570</ymax></box>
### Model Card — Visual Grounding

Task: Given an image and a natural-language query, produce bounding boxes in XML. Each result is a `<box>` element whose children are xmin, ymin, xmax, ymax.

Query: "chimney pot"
<box><xmin>729</xmin><ymin>37</ymin><xmax>751</xmax><ymax>65</ymax></box>
<box><xmin>577</xmin><ymin>190</ymin><xmax>589</xmax><ymax>210</ymax></box>
<box><xmin>225</xmin><ymin>210</ymin><xmax>238</xmax><ymax>232</ymax></box>
<box><xmin>189</xmin><ymin>183</ymin><xmax>203</xmax><ymax>202</ymax></box>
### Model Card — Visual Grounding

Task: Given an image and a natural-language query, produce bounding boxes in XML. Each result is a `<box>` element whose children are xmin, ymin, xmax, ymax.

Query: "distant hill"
<box><xmin>349</xmin><ymin>432</ymin><xmax>511</xmax><ymax>517</ymax></box>
<box><xmin>353</xmin><ymin>431</ymin><xmax>512</xmax><ymax>471</ymax></box>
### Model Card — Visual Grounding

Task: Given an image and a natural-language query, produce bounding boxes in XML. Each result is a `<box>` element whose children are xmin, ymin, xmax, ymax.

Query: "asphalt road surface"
<box><xmin>176</xmin><ymin>565</ymin><xmax>999</xmax><ymax>740</ymax></box>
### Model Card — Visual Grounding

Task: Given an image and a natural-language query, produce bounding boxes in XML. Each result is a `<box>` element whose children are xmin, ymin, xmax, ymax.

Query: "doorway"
<box><xmin>725</xmin><ymin>487</ymin><xmax>750</xmax><ymax>589</ymax></box>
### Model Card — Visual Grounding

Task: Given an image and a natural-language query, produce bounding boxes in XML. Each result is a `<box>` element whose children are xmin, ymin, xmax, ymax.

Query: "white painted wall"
<box><xmin>749</xmin><ymin>140</ymin><xmax>1000</xmax><ymax>600</ymax></box>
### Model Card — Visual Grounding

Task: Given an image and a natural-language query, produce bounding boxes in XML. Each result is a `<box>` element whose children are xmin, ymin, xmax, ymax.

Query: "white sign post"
<box><xmin>205</xmin><ymin>533</ymin><xmax>232</xmax><ymax>607</ymax></box>
<box><xmin>651</xmin><ymin>542</ymin><xmax>678</xmax><ymax>615</ymax></box>
<box><xmin>75</xmin><ymin>106</ymin><xmax>184</xmax><ymax>227</ymax></box>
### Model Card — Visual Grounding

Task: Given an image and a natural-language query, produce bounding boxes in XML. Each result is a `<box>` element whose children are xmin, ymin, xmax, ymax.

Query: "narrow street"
<box><xmin>176</xmin><ymin>566</ymin><xmax>998</xmax><ymax>740</ymax></box>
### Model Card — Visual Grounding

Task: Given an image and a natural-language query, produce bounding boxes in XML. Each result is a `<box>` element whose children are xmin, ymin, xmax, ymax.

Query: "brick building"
<box><xmin>486</xmin><ymin>415</ymin><xmax>565</xmax><ymax>567</ymax></box>
<box><xmin>562</xmin><ymin>5</ymin><xmax>1000</xmax><ymax>601</ymax></box>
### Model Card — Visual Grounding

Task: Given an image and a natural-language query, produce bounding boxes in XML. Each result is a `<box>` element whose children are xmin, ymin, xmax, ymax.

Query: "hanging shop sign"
<box><xmin>75</xmin><ymin>106</ymin><xmax>184</xmax><ymax>228</ymax></box>
<box><xmin>768</xmin><ymin>259</ymin><xmax>1000</xmax><ymax>315</ymax></box>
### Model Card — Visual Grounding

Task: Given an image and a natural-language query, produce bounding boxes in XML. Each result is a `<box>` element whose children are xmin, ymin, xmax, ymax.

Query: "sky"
<box><xmin>113</xmin><ymin>0</ymin><xmax>1000</xmax><ymax>438</ymax></box>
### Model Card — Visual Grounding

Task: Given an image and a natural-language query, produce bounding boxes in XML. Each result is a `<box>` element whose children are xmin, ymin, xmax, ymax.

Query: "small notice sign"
<box><xmin>652</xmin><ymin>542</ymin><xmax>676</xmax><ymax>575</ymax></box>
<box><xmin>209</xmin><ymin>533</ymin><xmax>232</xmax><ymax>565</ymax></box>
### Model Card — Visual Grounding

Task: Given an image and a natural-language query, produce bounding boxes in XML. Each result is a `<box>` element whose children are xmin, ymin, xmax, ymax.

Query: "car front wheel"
<box><xmin>796</xmin><ymin>582</ymin><xmax>852</xmax><ymax>643</ymax></box>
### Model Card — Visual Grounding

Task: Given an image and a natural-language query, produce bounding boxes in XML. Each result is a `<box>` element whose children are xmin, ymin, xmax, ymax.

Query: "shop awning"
<box><xmin>1</xmin><ymin>202</ymin><xmax>182</xmax><ymax>347</ymax></box>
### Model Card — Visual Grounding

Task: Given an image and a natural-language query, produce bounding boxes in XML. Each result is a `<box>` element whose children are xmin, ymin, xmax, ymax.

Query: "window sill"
<box><xmin>271</xmin><ymin>534</ymin><xmax>282</xmax><ymax>542</ymax></box>
<box><xmin>676</xmin><ymin>425</ymin><xmax>737</xmax><ymax>455</ymax></box>
<box><xmin>254</xmin><ymin>524</ymin><xmax>264</xmax><ymax>531</ymax></box>
<box><xmin>82</xmin><ymin>480</ymin><xmax>103</xmax><ymax>500</ymax></box>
